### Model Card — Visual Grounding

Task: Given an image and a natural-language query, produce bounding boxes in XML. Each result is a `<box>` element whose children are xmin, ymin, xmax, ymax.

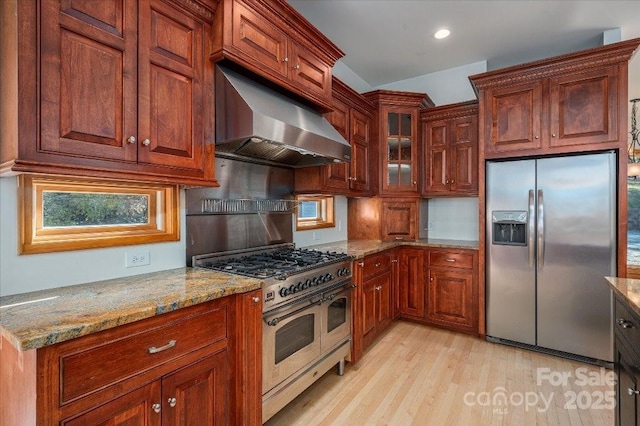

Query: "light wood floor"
<box><xmin>265</xmin><ymin>321</ymin><xmax>615</xmax><ymax>425</ymax></box>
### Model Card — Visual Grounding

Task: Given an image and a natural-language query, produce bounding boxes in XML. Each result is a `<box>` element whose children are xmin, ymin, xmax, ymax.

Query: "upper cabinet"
<box><xmin>470</xmin><ymin>39</ymin><xmax>640</xmax><ymax>159</ymax></box>
<box><xmin>1</xmin><ymin>0</ymin><xmax>218</xmax><ymax>186</ymax></box>
<box><xmin>365</xmin><ymin>90</ymin><xmax>433</xmax><ymax>197</ymax></box>
<box><xmin>211</xmin><ymin>0</ymin><xmax>344</xmax><ymax>110</ymax></box>
<box><xmin>295</xmin><ymin>78</ymin><xmax>374</xmax><ymax>196</ymax></box>
<box><xmin>422</xmin><ymin>101</ymin><xmax>479</xmax><ymax>197</ymax></box>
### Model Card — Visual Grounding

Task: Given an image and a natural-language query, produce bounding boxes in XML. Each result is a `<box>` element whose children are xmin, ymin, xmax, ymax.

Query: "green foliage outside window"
<box><xmin>42</xmin><ymin>192</ymin><xmax>149</xmax><ymax>227</ymax></box>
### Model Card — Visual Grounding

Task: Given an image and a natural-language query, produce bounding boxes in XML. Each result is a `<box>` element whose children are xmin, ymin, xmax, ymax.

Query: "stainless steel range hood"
<box><xmin>215</xmin><ymin>65</ymin><xmax>351</xmax><ymax>168</ymax></box>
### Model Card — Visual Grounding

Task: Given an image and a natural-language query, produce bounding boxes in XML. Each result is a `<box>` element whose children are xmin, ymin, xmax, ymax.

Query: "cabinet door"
<box><xmin>40</xmin><ymin>0</ymin><xmax>138</xmax><ymax>162</ymax></box>
<box><xmin>162</xmin><ymin>350</ymin><xmax>228</xmax><ymax>425</ymax></box>
<box><xmin>484</xmin><ymin>81</ymin><xmax>542</xmax><ymax>154</ymax></box>
<box><xmin>449</xmin><ymin>115</ymin><xmax>478</xmax><ymax>194</ymax></box>
<box><xmin>382</xmin><ymin>108</ymin><xmax>419</xmax><ymax>194</ymax></box>
<box><xmin>350</xmin><ymin>109</ymin><xmax>371</xmax><ymax>192</ymax></box>
<box><xmin>362</xmin><ymin>278</ymin><xmax>378</xmax><ymax>347</ymax></box>
<box><xmin>230</xmin><ymin>0</ymin><xmax>288</xmax><ymax>78</ymax></box>
<box><xmin>137</xmin><ymin>0</ymin><xmax>205</xmax><ymax>170</ymax></box>
<box><xmin>424</xmin><ymin>119</ymin><xmax>449</xmax><ymax>194</ymax></box>
<box><xmin>549</xmin><ymin>67</ymin><xmax>618</xmax><ymax>148</ymax></box>
<box><xmin>377</xmin><ymin>270</ymin><xmax>392</xmax><ymax>330</ymax></box>
<box><xmin>324</xmin><ymin>100</ymin><xmax>350</xmax><ymax>191</ymax></box>
<box><xmin>290</xmin><ymin>41</ymin><xmax>332</xmax><ymax>100</ymax></box>
<box><xmin>399</xmin><ymin>248</ymin><xmax>425</xmax><ymax>319</ymax></box>
<box><xmin>381</xmin><ymin>201</ymin><xmax>416</xmax><ymax>241</ymax></box>
<box><xmin>427</xmin><ymin>269</ymin><xmax>474</xmax><ymax>328</ymax></box>
<box><xmin>62</xmin><ymin>382</ymin><xmax>161</xmax><ymax>426</ymax></box>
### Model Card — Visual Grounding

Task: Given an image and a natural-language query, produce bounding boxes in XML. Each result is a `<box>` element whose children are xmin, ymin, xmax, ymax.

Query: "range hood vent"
<box><xmin>215</xmin><ymin>65</ymin><xmax>351</xmax><ymax>168</ymax></box>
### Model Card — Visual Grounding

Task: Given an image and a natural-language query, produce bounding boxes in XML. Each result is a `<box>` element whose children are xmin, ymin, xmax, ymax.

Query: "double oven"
<box><xmin>193</xmin><ymin>244</ymin><xmax>353</xmax><ymax>422</ymax></box>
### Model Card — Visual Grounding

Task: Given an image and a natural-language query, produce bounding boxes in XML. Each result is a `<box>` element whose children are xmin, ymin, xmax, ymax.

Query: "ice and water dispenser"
<box><xmin>492</xmin><ymin>211</ymin><xmax>527</xmax><ymax>246</ymax></box>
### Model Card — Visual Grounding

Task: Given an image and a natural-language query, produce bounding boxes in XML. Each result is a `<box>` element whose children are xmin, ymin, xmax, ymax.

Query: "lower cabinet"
<box><xmin>614</xmin><ymin>296</ymin><xmax>640</xmax><ymax>426</ymax></box>
<box><xmin>64</xmin><ymin>351</ymin><xmax>227</xmax><ymax>425</ymax></box>
<box><xmin>362</xmin><ymin>269</ymin><xmax>393</xmax><ymax>348</ymax></box>
<box><xmin>398</xmin><ymin>247</ymin><xmax>478</xmax><ymax>335</ymax></box>
<box><xmin>0</xmin><ymin>291</ymin><xmax>263</xmax><ymax>426</ymax></box>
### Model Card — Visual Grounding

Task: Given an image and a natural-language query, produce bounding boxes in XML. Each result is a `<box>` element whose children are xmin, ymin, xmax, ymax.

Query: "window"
<box><xmin>18</xmin><ymin>175</ymin><xmax>179</xmax><ymax>254</ymax></box>
<box><xmin>295</xmin><ymin>195</ymin><xmax>334</xmax><ymax>231</ymax></box>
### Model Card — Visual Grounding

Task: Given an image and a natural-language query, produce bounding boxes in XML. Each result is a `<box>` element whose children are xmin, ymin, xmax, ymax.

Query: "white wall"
<box><xmin>293</xmin><ymin>195</ymin><xmax>348</xmax><ymax>247</ymax></box>
<box><xmin>427</xmin><ymin>198</ymin><xmax>479</xmax><ymax>241</ymax></box>
<box><xmin>0</xmin><ymin>177</ymin><xmax>187</xmax><ymax>297</ymax></box>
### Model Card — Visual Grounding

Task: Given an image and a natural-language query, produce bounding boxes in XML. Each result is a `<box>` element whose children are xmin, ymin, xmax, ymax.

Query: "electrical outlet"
<box><xmin>126</xmin><ymin>249</ymin><xmax>150</xmax><ymax>268</ymax></box>
<box><xmin>338</xmin><ymin>220</ymin><xmax>342</xmax><ymax>232</ymax></box>
<box><xmin>312</xmin><ymin>232</ymin><xmax>320</xmax><ymax>241</ymax></box>
<box><xmin>427</xmin><ymin>222</ymin><xmax>434</xmax><ymax>231</ymax></box>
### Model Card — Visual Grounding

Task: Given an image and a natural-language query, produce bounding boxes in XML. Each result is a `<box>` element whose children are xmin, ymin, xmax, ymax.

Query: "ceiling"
<box><xmin>288</xmin><ymin>0</ymin><xmax>640</xmax><ymax>101</ymax></box>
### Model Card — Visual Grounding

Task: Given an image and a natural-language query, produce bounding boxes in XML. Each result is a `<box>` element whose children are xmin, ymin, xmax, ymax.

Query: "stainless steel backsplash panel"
<box><xmin>185</xmin><ymin>158</ymin><xmax>294</xmax><ymax>264</ymax></box>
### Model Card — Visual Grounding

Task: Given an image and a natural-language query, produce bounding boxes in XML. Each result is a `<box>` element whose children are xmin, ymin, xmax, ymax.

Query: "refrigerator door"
<box><xmin>486</xmin><ymin>159</ymin><xmax>536</xmax><ymax>344</ymax></box>
<box><xmin>536</xmin><ymin>153</ymin><xmax>615</xmax><ymax>362</ymax></box>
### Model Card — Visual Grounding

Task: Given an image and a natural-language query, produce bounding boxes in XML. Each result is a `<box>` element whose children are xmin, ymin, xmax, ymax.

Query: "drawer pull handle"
<box><xmin>375</xmin><ymin>262</ymin><xmax>381</xmax><ymax>267</ymax></box>
<box><xmin>152</xmin><ymin>403</ymin><xmax>161</xmax><ymax>413</ymax></box>
<box><xmin>168</xmin><ymin>397</ymin><xmax>177</xmax><ymax>407</ymax></box>
<box><xmin>629</xmin><ymin>388</ymin><xmax>640</xmax><ymax>396</ymax></box>
<box><xmin>358</xmin><ymin>262</ymin><xmax>364</xmax><ymax>267</ymax></box>
<box><xmin>445</xmin><ymin>258</ymin><xmax>456</xmax><ymax>262</ymax></box>
<box><xmin>148</xmin><ymin>339</ymin><xmax>176</xmax><ymax>354</ymax></box>
<box><xmin>617</xmin><ymin>318</ymin><xmax>634</xmax><ymax>329</ymax></box>
<box><xmin>395</xmin><ymin>237</ymin><xmax>403</xmax><ymax>240</ymax></box>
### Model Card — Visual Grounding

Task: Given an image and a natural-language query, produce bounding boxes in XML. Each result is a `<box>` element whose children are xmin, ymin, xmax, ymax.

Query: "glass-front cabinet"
<box><xmin>365</xmin><ymin>90</ymin><xmax>433</xmax><ymax>196</ymax></box>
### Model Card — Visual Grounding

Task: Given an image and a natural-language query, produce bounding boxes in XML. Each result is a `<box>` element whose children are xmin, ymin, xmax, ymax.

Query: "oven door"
<box><xmin>262</xmin><ymin>296</ymin><xmax>322</xmax><ymax>394</ymax></box>
<box><xmin>321</xmin><ymin>282</ymin><xmax>354</xmax><ymax>353</ymax></box>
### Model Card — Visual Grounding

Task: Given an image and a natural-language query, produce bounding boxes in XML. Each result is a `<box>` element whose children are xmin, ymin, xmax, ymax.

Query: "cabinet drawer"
<box><xmin>429</xmin><ymin>250</ymin><xmax>474</xmax><ymax>270</ymax></box>
<box><xmin>362</xmin><ymin>253</ymin><xmax>391</xmax><ymax>280</ymax></box>
<box><xmin>60</xmin><ymin>304</ymin><xmax>228</xmax><ymax>404</ymax></box>
<box><xmin>615</xmin><ymin>298</ymin><xmax>640</xmax><ymax>357</ymax></box>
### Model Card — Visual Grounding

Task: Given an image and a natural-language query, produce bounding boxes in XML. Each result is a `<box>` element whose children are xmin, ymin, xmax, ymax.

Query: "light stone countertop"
<box><xmin>605</xmin><ymin>276</ymin><xmax>640</xmax><ymax>317</ymax></box>
<box><xmin>302</xmin><ymin>239</ymin><xmax>479</xmax><ymax>259</ymax></box>
<box><xmin>0</xmin><ymin>267</ymin><xmax>262</xmax><ymax>351</ymax></box>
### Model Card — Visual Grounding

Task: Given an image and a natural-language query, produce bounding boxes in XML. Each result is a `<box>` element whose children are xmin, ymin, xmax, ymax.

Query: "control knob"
<box><xmin>296</xmin><ymin>281</ymin><xmax>304</xmax><ymax>291</ymax></box>
<box><xmin>279</xmin><ymin>287</ymin><xmax>288</xmax><ymax>297</ymax></box>
<box><xmin>325</xmin><ymin>273</ymin><xmax>332</xmax><ymax>282</ymax></box>
<box><xmin>317</xmin><ymin>275</ymin><xmax>325</xmax><ymax>284</ymax></box>
<box><xmin>289</xmin><ymin>284</ymin><xmax>296</xmax><ymax>294</ymax></box>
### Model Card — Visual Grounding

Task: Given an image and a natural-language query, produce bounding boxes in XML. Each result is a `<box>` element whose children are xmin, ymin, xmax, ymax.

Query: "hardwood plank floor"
<box><xmin>265</xmin><ymin>321</ymin><xmax>615</xmax><ymax>425</ymax></box>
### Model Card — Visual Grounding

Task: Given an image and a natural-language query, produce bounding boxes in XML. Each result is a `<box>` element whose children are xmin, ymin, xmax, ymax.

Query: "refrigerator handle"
<box><xmin>537</xmin><ymin>189</ymin><xmax>545</xmax><ymax>269</ymax></box>
<box><xmin>528</xmin><ymin>190</ymin><xmax>535</xmax><ymax>268</ymax></box>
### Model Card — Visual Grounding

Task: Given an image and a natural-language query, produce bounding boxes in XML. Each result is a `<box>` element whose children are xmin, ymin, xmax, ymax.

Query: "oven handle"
<box><xmin>264</xmin><ymin>299</ymin><xmax>322</xmax><ymax>327</ymax></box>
<box><xmin>322</xmin><ymin>284</ymin><xmax>356</xmax><ymax>302</ymax></box>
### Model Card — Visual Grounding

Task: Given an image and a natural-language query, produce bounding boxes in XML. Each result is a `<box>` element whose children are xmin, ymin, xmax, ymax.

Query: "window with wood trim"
<box><xmin>295</xmin><ymin>195</ymin><xmax>335</xmax><ymax>231</ymax></box>
<box><xmin>18</xmin><ymin>175</ymin><xmax>179</xmax><ymax>254</ymax></box>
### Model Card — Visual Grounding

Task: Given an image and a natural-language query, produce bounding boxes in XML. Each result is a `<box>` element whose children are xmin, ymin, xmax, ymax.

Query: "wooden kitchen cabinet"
<box><xmin>1</xmin><ymin>0</ymin><xmax>218</xmax><ymax>185</ymax></box>
<box><xmin>398</xmin><ymin>247</ymin><xmax>427</xmax><ymax>320</ymax></box>
<box><xmin>212</xmin><ymin>0</ymin><xmax>343</xmax><ymax>110</ymax></box>
<box><xmin>614</xmin><ymin>296</ymin><xmax>640</xmax><ymax>426</ymax></box>
<box><xmin>470</xmin><ymin>39</ymin><xmax>640</xmax><ymax>159</ymax></box>
<box><xmin>422</xmin><ymin>101</ymin><xmax>478</xmax><ymax>197</ymax></box>
<box><xmin>426</xmin><ymin>249</ymin><xmax>478</xmax><ymax>334</ymax></box>
<box><xmin>381</xmin><ymin>200</ymin><xmax>417</xmax><ymax>241</ymax></box>
<box><xmin>356</xmin><ymin>251</ymin><xmax>394</xmax><ymax>353</ymax></box>
<box><xmin>0</xmin><ymin>292</ymin><xmax>263</xmax><ymax>426</ymax></box>
<box><xmin>295</xmin><ymin>78</ymin><xmax>374</xmax><ymax>196</ymax></box>
<box><xmin>364</xmin><ymin>90</ymin><xmax>434</xmax><ymax>196</ymax></box>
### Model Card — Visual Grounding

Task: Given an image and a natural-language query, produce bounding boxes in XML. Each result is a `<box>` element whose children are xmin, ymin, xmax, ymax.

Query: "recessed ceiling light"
<box><xmin>434</xmin><ymin>29</ymin><xmax>450</xmax><ymax>40</ymax></box>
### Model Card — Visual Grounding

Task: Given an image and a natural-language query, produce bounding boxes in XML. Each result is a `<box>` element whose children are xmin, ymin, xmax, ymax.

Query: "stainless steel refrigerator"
<box><xmin>486</xmin><ymin>151</ymin><xmax>616</xmax><ymax>363</ymax></box>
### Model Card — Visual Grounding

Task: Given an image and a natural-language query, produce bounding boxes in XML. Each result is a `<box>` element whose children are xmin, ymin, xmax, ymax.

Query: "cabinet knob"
<box><xmin>534</xmin><ymin>135</ymin><xmax>539</xmax><ymax>139</ymax></box>
<box><xmin>629</xmin><ymin>388</ymin><xmax>640</xmax><ymax>396</ymax></box>
<box><xmin>375</xmin><ymin>262</ymin><xmax>381</xmax><ymax>267</ymax></box>
<box><xmin>252</xmin><ymin>296</ymin><xmax>260</xmax><ymax>303</ymax></box>
<box><xmin>358</xmin><ymin>262</ymin><xmax>364</xmax><ymax>267</ymax></box>
<box><xmin>282</xmin><ymin>57</ymin><xmax>289</xmax><ymax>62</ymax></box>
<box><xmin>552</xmin><ymin>133</ymin><xmax>556</xmax><ymax>138</ymax></box>
<box><xmin>446</xmin><ymin>179</ymin><xmax>450</xmax><ymax>184</ymax></box>
<box><xmin>293</xmin><ymin>64</ymin><xmax>300</xmax><ymax>70</ymax></box>
<box><xmin>168</xmin><ymin>397</ymin><xmax>177</xmax><ymax>408</ymax></box>
<box><xmin>413</xmin><ymin>181</ymin><xmax>417</xmax><ymax>185</ymax></box>
<box><xmin>127</xmin><ymin>136</ymin><xmax>136</xmax><ymax>144</ymax></box>
<box><xmin>430</xmin><ymin>277</ymin><xmax>434</xmax><ymax>281</ymax></box>
<box><xmin>142</xmin><ymin>138</ymin><xmax>151</xmax><ymax>147</ymax></box>
<box><xmin>451</xmin><ymin>179</ymin><xmax>455</xmax><ymax>184</ymax></box>
<box><xmin>152</xmin><ymin>403</ymin><xmax>161</xmax><ymax>413</ymax></box>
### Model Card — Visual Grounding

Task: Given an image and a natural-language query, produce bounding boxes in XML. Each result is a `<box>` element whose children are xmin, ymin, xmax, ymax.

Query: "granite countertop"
<box><xmin>0</xmin><ymin>267</ymin><xmax>262</xmax><ymax>352</ymax></box>
<box><xmin>304</xmin><ymin>239</ymin><xmax>479</xmax><ymax>259</ymax></box>
<box><xmin>605</xmin><ymin>276</ymin><xmax>640</xmax><ymax>317</ymax></box>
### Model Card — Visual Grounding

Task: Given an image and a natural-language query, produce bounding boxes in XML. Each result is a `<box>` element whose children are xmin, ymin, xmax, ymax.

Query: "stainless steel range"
<box><xmin>192</xmin><ymin>243</ymin><xmax>354</xmax><ymax>423</ymax></box>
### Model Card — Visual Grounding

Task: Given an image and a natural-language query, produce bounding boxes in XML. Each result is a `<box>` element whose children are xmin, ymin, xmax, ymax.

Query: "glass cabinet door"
<box><xmin>385</xmin><ymin>110</ymin><xmax>416</xmax><ymax>192</ymax></box>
